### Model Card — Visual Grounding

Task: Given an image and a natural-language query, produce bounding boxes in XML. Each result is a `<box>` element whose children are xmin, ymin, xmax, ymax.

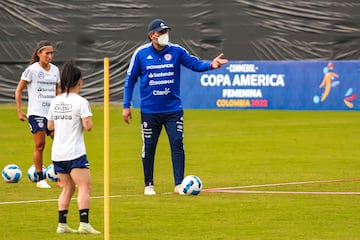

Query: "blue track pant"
<box><xmin>141</xmin><ymin>110</ymin><xmax>184</xmax><ymax>187</ymax></box>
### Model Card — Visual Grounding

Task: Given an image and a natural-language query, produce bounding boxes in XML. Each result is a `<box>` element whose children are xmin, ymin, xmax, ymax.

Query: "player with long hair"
<box><xmin>15</xmin><ymin>40</ymin><xmax>60</xmax><ymax>188</ymax></box>
<box><xmin>47</xmin><ymin>62</ymin><xmax>100</xmax><ymax>234</ymax></box>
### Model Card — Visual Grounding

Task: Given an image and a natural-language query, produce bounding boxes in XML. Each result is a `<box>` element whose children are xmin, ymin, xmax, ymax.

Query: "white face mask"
<box><xmin>156</xmin><ymin>33</ymin><xmax>169</xmax><ymax>46</ymax></box>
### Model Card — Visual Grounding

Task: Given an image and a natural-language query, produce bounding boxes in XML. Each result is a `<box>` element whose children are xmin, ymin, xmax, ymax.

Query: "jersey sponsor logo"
<box><xmin>38</xmin><ymin>93</ymin><xmax>55</xmax><ymax>99</ymax></box>
<box><xmin>37</xmin><ymin>87</ymin><xmax>55</xmax><ymax>92</ymax></box>
<box><xmin>149</xmin><ymin>79</ymin><xmax>174</xmax><ymax>86</ymax></box>
<box><xmin>54</xmin><ymin>103</ymin><xmax>72</xmax><ymax>113</ymax></box>
<box><xmin>153</xmin><ymin>87</ymin><xmax>171</xmax><ymax>96</ymax></box>
<box><xmin>54</xmin><ymin>115</ymin><xmax>73</xmax><ymax>120</ymax></box>
<box><xmin>38</xmin><ymin>81</ymin><xmax>56</xmax><ymax>85</ymax></box>
<box><xmin>148</xmin><ymin>72</ymin><xmax>174</xmax><ymax>78</ymax></box>
<box><xmin>146</xmin><ymin>64</ymin><xmax>174</xmax><ymax>70</ymax></box>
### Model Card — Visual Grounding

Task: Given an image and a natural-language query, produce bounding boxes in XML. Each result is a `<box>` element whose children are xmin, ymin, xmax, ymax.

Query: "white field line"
<box><xmin>0</xmin><ymin>198</ymin><xmax>59</xmax><ymax>205</ymax></box>
<box><xmin>202</xmin><ymin>178</ymin><xmax>360</xmax><ymax>195</ymax></box>
<box><xmin>1</xmin><ymin>178</ymin><xmax>360</xmax><ymax>205</ymax></box>
<box><xmin>206</xmin><ymin>178</ymin><xmax>360</xmax><ymax>190</ymax></box>
<box><xmin>0</xmin><ymin>194</ymin><xmax>143</xmax><ymax>205</ymax></box>
<box><xmin>203</xmin><ymin>189</ymin><xmax>360</xmax><ymax>195</ymax></box>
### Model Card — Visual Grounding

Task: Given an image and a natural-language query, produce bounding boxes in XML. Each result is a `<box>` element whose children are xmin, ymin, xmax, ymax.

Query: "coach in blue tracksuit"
<box><xmin>122</xmin><ymin>18</ymin><xmax>228</xmax><ymax>195</ymax></box>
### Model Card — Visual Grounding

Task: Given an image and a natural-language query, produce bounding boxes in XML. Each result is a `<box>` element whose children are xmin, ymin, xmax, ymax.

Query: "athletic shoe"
<box><xmin>78</xmin><ymin>222</ymin><xmax>101</xmax><ymax>234</ymax></box>
<box><xmin>174</xmin><ymin>184</ymin><xmax>185</xmax><ymax>195</ymax></box>
<box><xmin>36</xmin><ymin>179</ymin><xmax>51</xmax><ymax>188</ymax></box>
<box><xmin>144</xmin><ymin>185</ymin><xmax>156</xmax><ymax>195</ymax></box>
<box><xmin>56</xmin><ymin>223</ymin><xmax>77</xmax><ymax>234</ymax></box>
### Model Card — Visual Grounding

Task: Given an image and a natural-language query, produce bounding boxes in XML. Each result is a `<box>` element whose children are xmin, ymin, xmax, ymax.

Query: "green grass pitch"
<box><xmin>1</xmin><ymin>104</ymin><xmax>360</xmax><ymax>240</ymax></box>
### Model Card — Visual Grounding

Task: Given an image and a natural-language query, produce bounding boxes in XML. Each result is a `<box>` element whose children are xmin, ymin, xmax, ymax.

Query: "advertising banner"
<box><xmin>132</xmin><ymin>60</ymin><xmax>360</xmax><ymax>110</ymax></box>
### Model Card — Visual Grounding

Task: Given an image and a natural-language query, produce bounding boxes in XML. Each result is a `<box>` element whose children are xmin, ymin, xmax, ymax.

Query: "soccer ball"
<box><xmin>27</xmin><ymin>164</ymin><xmax>46</xmax><ymax>182</ymax></box>
<box><xmin>2</xmin><ymin>164</ymin><xmax>22</xmax><ymax>183</ymax></box>
<box><xmin>45</xmin><ymin>164</ymin><xmax>58</xmax><ymax>182</ymax></box>
<box><xmin>180</xmin><ymin>175</ymin><xmax>203</xmax><ymax>195</ymax></box>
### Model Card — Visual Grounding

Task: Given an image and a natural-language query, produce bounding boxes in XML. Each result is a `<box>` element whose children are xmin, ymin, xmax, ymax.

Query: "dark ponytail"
<box><xmin>30</xmin><ymin>40</ymin><xmax>53</xmax><ymax>64</ymax></box>
<box><xmin>60</xmin><ymin>61</ymin><xmax>82</xmax><ymax>95</ymax></box>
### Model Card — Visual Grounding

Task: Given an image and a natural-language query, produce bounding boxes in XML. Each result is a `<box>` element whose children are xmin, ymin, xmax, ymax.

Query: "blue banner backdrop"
<box><xmin>132</xmin><ymin>60</ymin><xmax>360</xmax><ymax>110</ymax></box>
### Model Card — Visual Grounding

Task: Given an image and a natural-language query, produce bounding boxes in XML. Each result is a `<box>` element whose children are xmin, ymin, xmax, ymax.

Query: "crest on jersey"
<box><xmin>164</xmin><ymin>54</ymin><xmax>172</xmax><ymax>61</ymax></box>
<box><xmin>38</xmin><ymin>72</ymin><xmax>45</xmax><ymax>79</ymax></box>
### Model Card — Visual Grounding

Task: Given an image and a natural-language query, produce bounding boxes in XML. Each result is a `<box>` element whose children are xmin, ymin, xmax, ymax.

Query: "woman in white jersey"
<box><xmin>47</xmin><ymin>62</ymin><xmax>100</xmax><ymax>234</ymax></box>
<box><xmin>15</xmin><ymin>40</ymin><xmax>60</xmax><ymax>188</ymax></box>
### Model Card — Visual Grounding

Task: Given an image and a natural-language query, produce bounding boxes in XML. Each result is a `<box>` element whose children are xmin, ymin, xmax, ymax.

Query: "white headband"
<box><xmin>37</xmin><ymin>45</ymin><xmax>52</xmax><ymax>52</ymax></box>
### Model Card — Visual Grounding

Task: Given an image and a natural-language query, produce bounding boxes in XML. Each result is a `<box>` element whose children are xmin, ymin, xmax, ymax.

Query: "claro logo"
<box><xmin>153</xmin><ymin>88</ymin><xmax>171</xmax><ymax>96</ymax></box>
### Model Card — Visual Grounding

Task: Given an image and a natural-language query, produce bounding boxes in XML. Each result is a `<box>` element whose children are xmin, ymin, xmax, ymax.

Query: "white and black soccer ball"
<box><xmin>180</xmin><ymin>175</ymin><xmax>203</xmax><ymax>195</ymax></box>
<box><xmin>27</xmin><ymin>164</ymin><xmax>46</xmax><ymax>182</ymax></box>
<box><xmin>2</xmin><ymin>164</ymin><xmax>22</xmax><ymax>183</ymax></box>
<box><xmin>45</xmin><ymin>164</ymin><xmax>58</xmax><ymax>182</ymax></box>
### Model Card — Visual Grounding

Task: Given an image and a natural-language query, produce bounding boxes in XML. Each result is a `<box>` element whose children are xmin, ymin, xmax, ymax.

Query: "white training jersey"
<box><xmin>20</xmin><ymin>62</ymin><xmax>60</xmax><ymax>117</ymax></box>
<box><xmin>47</xmin><ymin>93</ymin><xmax>93</xmax><ymax>161</ymax></box>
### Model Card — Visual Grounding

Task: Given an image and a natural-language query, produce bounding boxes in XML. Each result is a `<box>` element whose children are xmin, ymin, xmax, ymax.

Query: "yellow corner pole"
<box><xmin>103</xmin><ymin>57</ymin><xmax>110</xmax><ymax>240</ymax></box>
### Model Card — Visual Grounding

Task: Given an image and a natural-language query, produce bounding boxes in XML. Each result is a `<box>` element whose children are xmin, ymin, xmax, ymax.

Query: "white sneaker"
<box><xmin>56</xmin><ymin>223</ymin><xmax>77</xmax><ymax>234</ymax></box>
<box><xmin>36</xmin><ymin>179</ymin><xmax>51</xmax><ymax>188</ymax></box>
<box><xmin>144</xmin><ymin>185</ymin><xmax>156</xmax><ymax>195</ymax></box>
<box><xmin>174</xmin><ymin>184</ymin><xmax>185</xmax><ymax>195</ymax></box>
<box><xmin>78</xmin><ymin>222</ymin><xmax>101</xmax><ymax>234</ymax></box>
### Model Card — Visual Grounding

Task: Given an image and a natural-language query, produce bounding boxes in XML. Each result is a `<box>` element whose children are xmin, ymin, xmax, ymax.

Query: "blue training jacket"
<box><xmin>123</xmin><ymin>42</ymin><xmax>212</xmax><ymax>113</ymax></box>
